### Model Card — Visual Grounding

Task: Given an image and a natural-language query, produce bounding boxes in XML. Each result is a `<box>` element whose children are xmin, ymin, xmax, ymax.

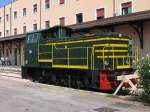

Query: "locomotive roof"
<box><xmin>45</xmin><ymin>32</ymin><xmax>131</xmax><ymax>43</ymax></box>
<box><xmin>25</xmin><ymin>25</ymin><xmax>130</xmax><ymax>39</ymax></box>
<box><xmin>26</xmin><ymin>25</ymin><xmax>72</xmax><ymax>35</ymax></box>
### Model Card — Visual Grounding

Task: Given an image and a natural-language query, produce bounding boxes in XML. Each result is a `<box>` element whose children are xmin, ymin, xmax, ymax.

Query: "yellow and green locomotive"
<box><xmin>22</xmin><ymin>26</ymin><xmax>138</xmax><ymax>90</ymax></box>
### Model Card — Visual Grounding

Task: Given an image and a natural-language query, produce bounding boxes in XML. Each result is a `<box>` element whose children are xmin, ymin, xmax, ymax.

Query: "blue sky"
<box><xmin>0</xmin><ymin>0</ymin><xmax>12</xmax><ymax>7</ymax></box>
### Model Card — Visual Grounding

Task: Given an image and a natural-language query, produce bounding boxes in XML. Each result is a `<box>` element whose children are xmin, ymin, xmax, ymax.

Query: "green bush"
<box><xmin>138</xmin><ymin>56</ymin><xmax>150</xmax><ymax>102</ymax></box>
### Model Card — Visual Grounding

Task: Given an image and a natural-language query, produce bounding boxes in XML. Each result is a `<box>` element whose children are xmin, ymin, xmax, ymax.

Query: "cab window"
<box><xmin>26</xmin><ymin>33</ymin><xmax>39</xmax><ymax>44</ymax></box>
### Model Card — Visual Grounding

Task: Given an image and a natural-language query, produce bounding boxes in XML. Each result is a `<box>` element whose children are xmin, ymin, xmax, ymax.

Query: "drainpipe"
<box><xmin>113</xmin><ymin>0</ymin><xmax>116</xmax><ymax>16</ymax></box>
<box><xmin>4</xmin><ymin>6</ymin><xmax>6</xmax><ymax>37</ymax></box>
<box><xmin>10</xmin><ymin>1</ymin><xmax>12</xmax><ymax>36</ymax></box>
<box><xmin>10</xmin><ymin>1</ymin><xmax>13</xmax><ymax>64</ymax></box>
<box><xmin>39</xmin><ymin>0</ymin><xmax>42</xmax><ymax>29</ymax></box>
<box><xmin>3</xmin><ymin>6</ymin><xmax>6</xmax><ymax>57</ymax></box>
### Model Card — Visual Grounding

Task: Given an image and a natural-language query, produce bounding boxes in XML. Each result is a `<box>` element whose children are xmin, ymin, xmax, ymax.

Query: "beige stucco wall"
<box><xmin>41</xmin><ymin>0</ymin><xmax>113</xmax><ymax>27</ymax></box>
<box><xmin>5</xmin><ymin>4</ymin><xmax>11</xmax><ymax>36</ymax></box>
<box><xmin>8</xmin><ymin>0</ymin><xmax>114</xmax><ymax>34</ymax></box>
<box><xmin>142</xmin><ymin>21</ymin><xmax>150</xmax><ymax>57</ymax></box>
<box><xmin>1</xmin><ymin>0</ymin><xmax>114</xmax><ymax>36</ymax></box>
<box><xmin>0</xmin><ymin>7</ymin><xmax>4</xmax><ymax>37</ymax></box>
<box><xmin>11</xmin><ymin>0</ymin><xmax>41</xmax><ymax>34</ymax></box>
<box><xmin>134</xmin><ymin>0</ymin><xmax>150</xmax><ymax>12</ymax></box>
<box><xmin>1</xmin><ymin>0</ymin><xmax>150</xmax><ymax>36</ymax></box>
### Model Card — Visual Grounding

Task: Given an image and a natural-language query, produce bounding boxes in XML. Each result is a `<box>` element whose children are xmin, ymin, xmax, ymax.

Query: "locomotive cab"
<box><xmin>40</xmin><ymin>26</ymin><xmax>72</xmax><ymax>41</ymax></box>
<box><xmin>24</xmin><ymin>32</ymin><xmax>40</xmax><ymax>67</ymax></box>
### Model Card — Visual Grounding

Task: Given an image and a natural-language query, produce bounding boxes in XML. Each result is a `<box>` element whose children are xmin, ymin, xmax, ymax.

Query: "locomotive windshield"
<box><xmin>41</xmin><ymin>26</ymin><xmax>72</xmax><ymax>39</ymax></box>
<box><xmin>41</xmin><ymin>30</ymin><xmax>57</xmax><ymax>39</ymax></box>
<box><xmin>25</xmin><ymin>33</ymin><xmax>39</xmax><ymax>44</ymax></box>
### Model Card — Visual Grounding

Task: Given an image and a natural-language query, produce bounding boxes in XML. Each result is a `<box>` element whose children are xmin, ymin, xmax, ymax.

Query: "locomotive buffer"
<box><xmin>113</xmin><ymin>70</ymin><xmax>139</xmax><ymax>95</ymax></box>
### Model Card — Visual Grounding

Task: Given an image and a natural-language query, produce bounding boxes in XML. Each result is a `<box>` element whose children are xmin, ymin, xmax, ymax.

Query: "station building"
<box><xmin>0</xmin><ymin>0</ymin><xmax>150</xmax><ymax>65</ymax></box>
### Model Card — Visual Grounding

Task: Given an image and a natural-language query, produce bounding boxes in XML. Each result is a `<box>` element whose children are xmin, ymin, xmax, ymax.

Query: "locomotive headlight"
<box><xmin>104</xmin><ymin>60</ymin><xmax>109</xmax><ymax>66</ymax></box>
<box><xmin>129</xmin><ymin>39</ymin><xmax>133</xmax><ymax>45</ymax></box>
<box><xmin>29</xmin><ymin>50</ymin><xmax>32</xmax><ymax>54</ymax></box>
<box><xmin>132</xmin><ymin>60</ymin><xmax>135</xmax><ymax>63</ymax></box>
<box><xmin>119</xmin><ymin>34</ymin><xmax>123</xmax><ymax>37</ymax></box>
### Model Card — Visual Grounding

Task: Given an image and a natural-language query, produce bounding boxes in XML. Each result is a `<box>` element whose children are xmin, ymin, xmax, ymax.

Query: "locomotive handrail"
<box><xmin>53</xmin><ymin>58</ymin><xmax>88</xmax><ymax>59</ymax></box>
<box><xmin>116</xmin><ymin>56</ymin><xmax>130</xmax><ymax>69</ymax></box>
<box><xmin>39</xmin><ymin>52</ymin><xmax>52</xmax><ymax>54</ymax></box>
<box><xmin>91</xmin><ymin>47</ymin><xmax>95</xmax><ymax>70</ymax></box>
<box><xmin>38</xmin><ymin>43</ymin><xmax>53</xmax><ymax>62</ymax></box>
<box><xmin>53</xmin><ymin>44</ymin><xmax>93</xmax><ymax>50</ymax></box>
<box><xmin>132</xmin><ymin>46</ymin><xmax>139</xmax><ymax>64</ymax></box>
<box><xmin>102</xmin><ymin>45</ymin><xmax>115</xmax><ymax>70</ymax></box>
<box><xmin>99</xmin><ymin>44</ymin><xmax>139</xmax><ymax>70</ymax></box>
<box><xmin>115</xmin><ymin>46</ymin><xmax>138</xmax><ymax>69</ymax></box>
<box><xmin>51</xmin><ymin>46</ymin><xmax>93</xmax><ymax>69</ymax></box>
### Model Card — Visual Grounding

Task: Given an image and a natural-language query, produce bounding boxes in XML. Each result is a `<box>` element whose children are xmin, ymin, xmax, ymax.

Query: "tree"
<box><xmin>138</xmin><ymin>56</ymin><xmax>150</xmax><ymax>102</ymax></box>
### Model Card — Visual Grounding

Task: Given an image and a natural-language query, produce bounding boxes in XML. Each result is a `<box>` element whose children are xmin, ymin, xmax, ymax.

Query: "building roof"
<box><xmin>0</xmin><ymin>34</ymin><xmax>25</xmax><ymax>42</ymax></box>
<box><xmin>69</xmin><ymin>10</ymin><xmax>150</xmax><ymax>30</ymax></box>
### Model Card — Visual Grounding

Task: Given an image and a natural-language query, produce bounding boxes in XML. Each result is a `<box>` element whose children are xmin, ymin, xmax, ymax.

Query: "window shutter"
<box><xmin>60</xmin><ymin>0</ymin><xmax>64</xmax><ymax>4</ymax></box>
<box><xmin>59</xmin><ymin>17</ymin><xmax>65</xmax><ymax>26</ymax></box>
<box><xmin>122</xmin><ymin>2</ymin><xmax>132</xmax><ymax>8</ymax></box>
<box><xmin>96</xmin><ymin>8</ymin><xmax>104</xmax><ymax>17</ymax></box>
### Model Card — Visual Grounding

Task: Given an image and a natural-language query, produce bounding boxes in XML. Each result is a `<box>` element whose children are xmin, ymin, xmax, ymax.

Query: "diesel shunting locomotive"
<box><xmin>22</xmin><ymin>26</ymin><xmax>138</xmax><ymax>90</ymax></box>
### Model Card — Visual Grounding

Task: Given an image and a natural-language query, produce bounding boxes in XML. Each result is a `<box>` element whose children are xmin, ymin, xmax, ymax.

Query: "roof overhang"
<box><xmin>68</xmin><ymin>10</ymin><xmax>150</xmax><ymax>31</ymax></box>
<box><xmin>0</xmin><ymin>34</ymin><xmax>25</xmax><ymax>42</ymax></box>
<box><xmin>1</xmin><ymin>10</ymin><xmax>150</xmax><ymax>42</ymax></box>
